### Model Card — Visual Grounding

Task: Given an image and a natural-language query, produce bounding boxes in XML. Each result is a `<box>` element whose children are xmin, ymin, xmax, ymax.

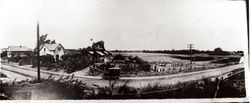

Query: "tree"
<box><xmin>113</xmin><ymin>54</ymin><xmax>125</xmax><ymax>60</ymax></box>
<box><xmin>35</xmin><ymin>34</ymin><xmax>56</xmax><ymax>52</ymax></box>
<box><xmin>92</xmin><ymin>41</ymin><xmax>105</xmax><ymax>51</ymax></box>
<box><xmin>39</xmin><ymin>34</ymin><xmax>56</xmax><ymax>46</ymax></box>
<box><xmin>214</xmin><ymin>47</ymin><xmax>223</xmax><ymax>55</ymax></box>
<box><xmin>0</xmin><ymin>51</ymin><xmax>7</xmax><ymax>58</ymax></box>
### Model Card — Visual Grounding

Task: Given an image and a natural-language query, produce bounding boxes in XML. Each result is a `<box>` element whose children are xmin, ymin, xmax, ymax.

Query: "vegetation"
<box><xmin>111</xmin><ymin>54</ymin><xmax>151</xmax><ymax>76</ymax></box>
<box><xmin>170</xmin><ymin>56</ymin><xmax>215</xmax><ymax>61</ymax></box>
<box><xmin>138</xmin><ymin>48</ymin><xmax>243</xmax><ymax>56</ymax></box>
<box><xmin>211</xmin><ymin>57</ymin><xmax>241</xmax><ymax>64</ymax></box>
<box><xmin>91</xmin><ymin>41</ymin><xmax>105</xmax><ymax>51</ymax></box>
<box><xmin>0</xmin><ymin>76</ymin><xmax>89</xmax><ymax>100</ymax></box>
<box><xmin>39</xmin><ymin>34</ymin><xmax>56</xmax><ymax>45</ymax></box>
<box><xmin>60</xmin><ymin>52</ymin><xmax>90</xmax><ymax>73</ymax></box>
<box><xmin>0</xmin><ymin>69</ymin><xmax>246</xmax><ymax>99</ymax></box>
<box><xmin>0</xmin><ymin>51</ymin><xmax>7</xmax><ymax>58</ymax></box>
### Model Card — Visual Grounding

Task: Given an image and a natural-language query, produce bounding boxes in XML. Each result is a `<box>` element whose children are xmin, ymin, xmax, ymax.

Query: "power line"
<box><xmin>187</xmin><ymin>44</ymin><xmax>194</xmax><ymax>70</ymax></box>
<box><xmin>37</xmin><ymin>22</ymin><xmax>41</xmax><ymax>82</ymax></box>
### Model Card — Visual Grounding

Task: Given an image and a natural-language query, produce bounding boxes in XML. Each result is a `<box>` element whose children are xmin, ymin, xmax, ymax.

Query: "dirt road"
<box><xmin>0</xmin><ymin>63</ymin><xmax>244</xmax><ymax>88</ymax></box>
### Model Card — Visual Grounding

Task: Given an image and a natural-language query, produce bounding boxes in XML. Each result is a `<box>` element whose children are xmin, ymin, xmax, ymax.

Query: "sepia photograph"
<box><xmin>0</xmin><ymin>0</ymin><xmax>248</xmax><ymax>102</ymax></box>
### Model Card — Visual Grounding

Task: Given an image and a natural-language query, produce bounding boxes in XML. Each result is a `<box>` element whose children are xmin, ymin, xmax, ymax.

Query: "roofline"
<box><xmin>40</xmin><ymin>43</ymin><xmax>64</xmax><ymax>51</ymax></box>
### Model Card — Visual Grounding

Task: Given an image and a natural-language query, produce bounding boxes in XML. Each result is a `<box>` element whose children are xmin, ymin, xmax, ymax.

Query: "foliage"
<box><xmin>141</xmin><ymin>48</ymin><xmax>239</xmax><ymax>56</ymax></box>
<box><xmin>113</xmin><ymin>54</ymin><xmax>125</xmax><ymax>60</ymax></box>
<box><xmin>60</xmin><ymin>53</ymin><xmax>90</xmax><ymax>73</ymax></box>
<box><xmin>39</xmin><ymin>34</ymin><xmax>56</xmax><ymax>45</ymax></box>
<box><xmin>170</xmin><ymin>56</ymin><xmax>215</xmax><ymax>61</ymax></box>
<box><xmin>211</xmin><ymin>57</ymin><xmax>241</xmax><ymax>64</ymax></box>
<box><xmin>8</xmin><ymin>57</ymin><xmax>23</xmax><ymax>62</ymax></box>
<box><xmin>18</xmin><ymin>56</ymin><xmax>33</xmax><ymax>66</ymax></box>
<box><xmin>112</xmin><ymin>55</ymin><xmax>151</xmax><ymax>75</ymax></box>
<box><xmin>0</xmin><ymin>51</ymin><xmax>7</xmax><ymax>58</ymax></box>
<box><xmin>91</xmin><ymin>41</ymin><xmax>105</xmax><ymax>51</ymax></box>
<box><xmin>31</xmin><ymin>55</ymin><xmax>55</xmax><ymax>69</ymax></box>
<box><xmin>0</xmin><ymin>71</ymin><xmax>246</xmax><ymax>99</ymax></box>
<box><xmin>0</xmin><ymin>77</ymin><xmax>89</xmax><ymax>99</ymax></box>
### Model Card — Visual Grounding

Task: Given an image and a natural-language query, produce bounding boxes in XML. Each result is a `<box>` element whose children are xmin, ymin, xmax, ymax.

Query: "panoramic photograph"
<box><xmin>0</xmin><ymin>0</ymin><xmax>248</xmax><ymax>101</ymax></box>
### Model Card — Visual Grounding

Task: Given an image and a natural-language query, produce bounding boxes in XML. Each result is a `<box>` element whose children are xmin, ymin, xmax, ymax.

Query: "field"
<box><xmin>112</xmin><ymin>52</ymin><xmax>187</xmax><ymax>62</ymax></box>
<box><xmin>111</xmin><ymin>52</ymin><xmax>241</xmax><ymax>77</ymax></box>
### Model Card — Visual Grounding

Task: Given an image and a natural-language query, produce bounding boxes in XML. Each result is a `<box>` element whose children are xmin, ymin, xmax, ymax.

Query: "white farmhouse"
<box><xmin>40</xmin><ymin>43</ymin><xmax>64</xmax><ymax>61</ymax></box>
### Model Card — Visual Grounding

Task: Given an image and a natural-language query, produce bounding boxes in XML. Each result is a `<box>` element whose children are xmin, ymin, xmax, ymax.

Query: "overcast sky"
<box><xmin>0</xmin><ymin>0</ymin><xmax>248</xmax><ymax>51</ymax></box>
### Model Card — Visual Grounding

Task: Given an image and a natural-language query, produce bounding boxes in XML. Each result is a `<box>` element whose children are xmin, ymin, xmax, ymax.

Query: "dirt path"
<box><xmin>0</xmin><ymin>63</ymin><xmax>244</xmax><ymax>88</ymax></box>
<box><xmin>0</xmin><ymin>68</ymin><xmax>33</xmax><ymax>81</ymax></box>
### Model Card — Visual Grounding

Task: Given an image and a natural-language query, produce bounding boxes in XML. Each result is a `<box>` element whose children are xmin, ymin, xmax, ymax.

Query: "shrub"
<box><xmin>113</xmin><ymin>54</ymin><xmax>125</xmax><ymax>60</ymax></box>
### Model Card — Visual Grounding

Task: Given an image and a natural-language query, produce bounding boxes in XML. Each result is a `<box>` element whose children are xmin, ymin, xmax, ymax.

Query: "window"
<box><xmin>44</xmin><ymin>48</ymin><xmax>46</xmax><ymax>51</ymax></box>
<box><xmin>57</xmin><ymin>47</ymin><xmax>61</xmax><ymax>51</ymax></box>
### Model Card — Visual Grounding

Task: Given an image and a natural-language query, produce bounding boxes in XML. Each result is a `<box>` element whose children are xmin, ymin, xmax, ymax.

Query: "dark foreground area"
<box><xmin>0</xmin><ymin>69</ymin><xmax>246</xmax><ymax>100</ymax></box>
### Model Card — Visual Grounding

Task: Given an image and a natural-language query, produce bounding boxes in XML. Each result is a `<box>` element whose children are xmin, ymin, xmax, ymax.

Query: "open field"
<box><xmin>111</xmin><ymin>52</ymin><xmax>240</xmax><ymax>77</ymax></box>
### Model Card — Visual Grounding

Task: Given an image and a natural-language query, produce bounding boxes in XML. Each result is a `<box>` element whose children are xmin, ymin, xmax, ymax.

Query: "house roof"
<box><xmin>1</xmin><ymin>48</ymin><xmax>7</xmax><ymax>51</ymax></box>
<box><xmin>41</xmin><ymin>43</ymin><xmax>64</xmax><ymax>51</ymax></box>
<box><xmin>7</xmin><ymin>46</ymin><xmax>32</xmax><ymax>52</ymax></box>
<box><xmin>103</xmin><ymin>51</ymin><xmax>109</xmax><ymax>55</ymax></box>
<box><xmin>89</xmin><ymin>51</ymin><xmax>94</xmax><ymax>54</ymax></box>
<box><xmin>96</xmin><ymin>51</ymin><xmax>104</xmax><ymax>56</ymax></box>
<box><xmin>109</xmin><ymin>67</ymin><xmax>121</xmax><ymax>70</ymax></box>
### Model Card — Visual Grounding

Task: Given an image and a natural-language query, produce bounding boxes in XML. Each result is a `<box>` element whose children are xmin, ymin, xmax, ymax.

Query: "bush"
<box><xmin>113</xmin><ymin>54</ymin><xmax>125</xmax><ymax>60</ymax></box>
<box><xmin>18</xmin><ymin>57</ymin><xmax>33</xmax><ymax>66</ymax></box>
<box><xmin>60</xmin><ymin>54</ymin><xmax>90</xmax><ymax>73</ymax></box>
<box><xmin>32</xmin><ymin>55</ymin><xmax>55</xmax><ymax>68</ymax></box>
<box><xmin>0</xmin><ymin>78</ymin><xmax>89</xmax><ymax>99</ymax></box>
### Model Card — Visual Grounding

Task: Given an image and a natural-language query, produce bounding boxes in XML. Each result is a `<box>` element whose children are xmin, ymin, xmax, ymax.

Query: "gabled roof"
<box><xmin>1</xmin><ymin>48</ymin><xmax>7</xmax><ymax>52</ymax></box>
<box><xmin>41</xmin><ymin>43</ymin><xmax>64</xmax><ymax>51</ymax></box>
<box><xmin>7</xmin><ymin>46</ymin><xmax>32</xmax><ymax>52</ymax></box>
<box><xmin>96</xmin><ymin>51</ymin><xmax>104</xmax><ymax>56</ymax></box>
<box><xmin>89</xmin><ymin>51</ymin><xmax>94</xmax><ymax>54</ymax></box>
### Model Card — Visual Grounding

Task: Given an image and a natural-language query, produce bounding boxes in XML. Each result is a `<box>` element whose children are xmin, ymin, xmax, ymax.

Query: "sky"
<box><xmin>0</xmin><ymin>0</ymin><xmax>248</xmax><ymax>51</ymax></box>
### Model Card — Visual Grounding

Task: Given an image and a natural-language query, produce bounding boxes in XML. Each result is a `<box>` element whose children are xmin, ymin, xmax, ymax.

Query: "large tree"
<box><xmin>34</xmin><ymin>34</ymin><xmax>56</xmax><ymax>52</ymax></box>
<box><xmin>39</xmin><ymin>34</ymin><xmax>56</xmax><ymax>46</ymax></box>
<box><xmin>214</xmin><ymin>47</ymin><xmax>223</xmax><ymax>54</ymax></box>
<box><xmin>92</xmin><ymin>40</ymin><xmax>105</xmax><ymax>51</ymax></box>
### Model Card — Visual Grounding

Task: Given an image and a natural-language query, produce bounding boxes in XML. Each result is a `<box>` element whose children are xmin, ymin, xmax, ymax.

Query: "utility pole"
<box><xmin>187</xmin><ymin>44</ymin><xmax>194</xmax><ymax>70</ymax></box>
<box><xmin>37</xmin><ymin>22</ymin><xmax>41</xmax><ymax>82</ymax></box>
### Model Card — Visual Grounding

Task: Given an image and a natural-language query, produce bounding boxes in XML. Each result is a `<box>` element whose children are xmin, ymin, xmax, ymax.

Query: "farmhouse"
<box><xmin>6</xmin><ymin>46</ymin><xmax>32</xmax><ymax>58</ymax></box>
<box><xmin>40</xmin><ymin>43</ymin><xmax>64</xmax><ymax>61</ymax></box>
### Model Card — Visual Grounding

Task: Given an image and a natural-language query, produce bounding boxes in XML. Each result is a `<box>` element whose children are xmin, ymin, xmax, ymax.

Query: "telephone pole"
<box><xmin>187</xmin><ymin>44</ymin><xmax>194</xmax><ymax>70</ymax></box>
<box><xmin>37</xmin><ymin>22</ymin><xmax>41</xmax><ymax>82</ymax></box>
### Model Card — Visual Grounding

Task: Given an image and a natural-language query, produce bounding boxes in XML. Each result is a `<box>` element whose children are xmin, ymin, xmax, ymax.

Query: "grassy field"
<box><xmin>111</xmin><ymin>52</ymin><xmax>241</xmax><ymax>77</ymax></box>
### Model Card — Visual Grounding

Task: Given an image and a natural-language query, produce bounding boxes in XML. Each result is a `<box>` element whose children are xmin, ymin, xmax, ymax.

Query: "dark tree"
<box><xmin>0</xmin><ymin>51</ymin><xmax>7</xmax><ymax>58</ymax></box>
<box><xmin>213</xmin><ymin>47</ymin><xmax>231</xmax><ymax>55</ymax></box>
<box><xmin>113</xmin><ymin>54</ymin><xmax>125</xmax><ymax>60</ymax></box>
<box><xmin>214</xmin><ymin>47</ymin><xmax>223</xmax><ymax>54</ymax></box>
<box><xmin>92</xmin><ymin>41</ymin><xmax>105</xmax><ymax>51</ymax></box>
<box><xmin>39</xmin><ymin>34</ymin><xmax>56</xmax><ymax>46</ymax></box>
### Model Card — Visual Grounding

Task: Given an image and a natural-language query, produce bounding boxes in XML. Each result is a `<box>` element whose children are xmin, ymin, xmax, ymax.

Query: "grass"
<box><xmin>0</xmin><ymin>71</ymin><xmax>246</xmax><ymax>99</ymax></box>
<box><xmin>0</xmin><ymin>75</ymin><xmax>91</xmax><ymax>100</ymax></box>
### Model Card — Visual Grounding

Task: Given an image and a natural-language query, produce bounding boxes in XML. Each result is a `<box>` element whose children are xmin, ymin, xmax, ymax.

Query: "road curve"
<box><xmin>0</xmin><ymin>63</ymin><xmax>244</xmax><ymax>88</ymax></box>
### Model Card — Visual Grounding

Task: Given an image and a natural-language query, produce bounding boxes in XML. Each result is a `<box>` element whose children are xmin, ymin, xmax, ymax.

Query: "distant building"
<box><xmin>6</xmin><ymin>46</ymin><xmax>32</xmax><ymax>58</ymax></box>
<box><xmin>40</xmin><ymin>43</ymin><xmax>64</xmax><ymax>61</ymax></box>
<box><xmin>88</xmin><ymin>50</ymin><xmax>112</xmax><ymax>63</ymax></box>
<box><xmin>239</xmin><ymin>56</ymin><xmax>245</xmax><ymax>64</ymax></box>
